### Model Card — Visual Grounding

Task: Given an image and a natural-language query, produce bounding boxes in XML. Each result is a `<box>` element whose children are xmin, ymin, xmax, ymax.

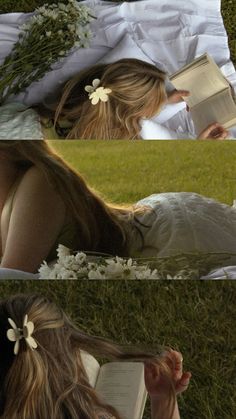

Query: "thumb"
<box><xmin>178</xmin><ymin>90</ymin><xmax>190</xmax><ymax>96</ymax></box>
<box><xmin>199</xmin><ymin>122</ymin><xmax>221</xmax><ymax>139</ymax></box>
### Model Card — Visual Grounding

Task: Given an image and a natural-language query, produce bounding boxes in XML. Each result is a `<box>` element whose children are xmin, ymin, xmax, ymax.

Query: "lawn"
<box><xmin>51</xmin><ymin>140</ymin><xmax>236</xmax><ymax>206</ymax></box>
<box><xmin>0</xmin><ymin>0</ymin><xmax>235</xmax><ymax>66</ymax></box>
<box><xmin>0</xmin><ymin>279</ymin><xmax>235</xmax><ymax>419</ymax></box>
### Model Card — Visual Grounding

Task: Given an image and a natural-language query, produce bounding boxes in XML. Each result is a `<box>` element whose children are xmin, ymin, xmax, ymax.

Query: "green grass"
<box><xmin>0</xmin><ymin>0</ymin><xmax>235</xmax><ymax>65</ymax></box>
<box><xmin>0</xmin><ymin>280</ymin><xmax>235</xmax><ymax>419</ymax></box>
<box><xmin>51</xmin><ymin>140</ymin><xmax>236</xmax><ymax>206</ymax></box>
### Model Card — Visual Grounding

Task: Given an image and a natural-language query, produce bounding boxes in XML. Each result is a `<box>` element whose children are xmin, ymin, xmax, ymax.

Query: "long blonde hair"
<box><xmin>0</xmin><ymin>140</ymin><xmax>135</xmax><ymax>256</ymax></box>
<box><xmin>38</xmin><ymin>59</ymin><xmax>166</xmax><ymax>139</ymax></box>
<box><xmin>0</xmin><ymin>294</ymin><xmax>175</xmax><ymax>419</ymax></box>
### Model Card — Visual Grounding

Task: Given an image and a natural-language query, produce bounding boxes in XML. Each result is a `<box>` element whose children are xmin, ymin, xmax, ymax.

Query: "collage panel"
<box><xmin>0</xmin><ymin>0</ymin><xmax>236</xmax><ymax>418</ymax></box>
<box><xmin>1</xmin><ymin>139</ymin><xmax>236</xmax><ymax>279</ymax></box>
<box><xmin>0</xmin><ymin>280</ymin><xmax>235</xmax><ymax>419</ymax></box>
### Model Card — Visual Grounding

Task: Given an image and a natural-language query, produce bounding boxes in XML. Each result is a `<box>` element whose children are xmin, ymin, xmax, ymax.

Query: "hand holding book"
<box><xmin>198</xmin><ymin>122</ymin><xmax>229</xmax><ymax>140</ymax></box>
<box><xmin>81</xmin><ymin>349</ymin><xmax>191</xmax><ymax>419</ymax></box>
<box><xmin>169</xmin><ymin>53</ymin><xmax>236</xmax><ymax>137</ymax></box>
<box><xmin>145</xmin><ymin>350</ymin><xmax>191</xmax><ymax>419</ymax></box>
<box><xmin>167</xmin><ymin>90</ymin><xmax>190</xmax><ymax>105</ymax></box>
<box><xmin>166</xmin><ymin>88</ymin><xmax>229</xmax><ymax>138</ymax></box>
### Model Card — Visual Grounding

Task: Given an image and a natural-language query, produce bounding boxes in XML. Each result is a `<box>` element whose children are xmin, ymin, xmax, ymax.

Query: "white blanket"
<box><xmin>0</xmin><ymin>267</ymin><xmax>39</xmax><ymax>279</ymax></box>
<box><xmin>202</xmin><ymin>266</ymin><xmax>236</xmax><ymax>279</ymax></box>
<box><xmin>0</xmin><ymin>0</ymin><xmax>236</xmax><ymax>138</ymax></box>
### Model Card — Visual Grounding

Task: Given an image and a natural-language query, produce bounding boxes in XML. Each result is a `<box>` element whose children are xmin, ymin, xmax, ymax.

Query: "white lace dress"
<box><xmin>129</xmin><ymin>193</ymin><xmax>236</xmax><ymax>262</ymax></box>
<box><xmin>0</xmin><ymin>103</ymin><xmax>43</xmax><ymax>139</ymax></box>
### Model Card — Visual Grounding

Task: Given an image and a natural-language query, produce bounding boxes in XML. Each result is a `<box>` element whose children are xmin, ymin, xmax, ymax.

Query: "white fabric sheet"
<box><xmin>0</xmin><ymin>0</ymin><xmax>236</xmax><ymax>138</ymax></box>
<box><xmin>0</xmin><ymin>267</ymin><xmax>39</xmax><ymax>279</ymax></box>
<box><xmin>202</xmin><ymin>266</ymin><xmax>236</xmax><ymax>279</ymax></box>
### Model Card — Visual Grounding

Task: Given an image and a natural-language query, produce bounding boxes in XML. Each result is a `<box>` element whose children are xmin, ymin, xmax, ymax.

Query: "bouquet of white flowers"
<box><xmin>0</xmin><ymin>0</ymin><xmax>94</xmax><ymax>103</ymax></box>
<box><xmin>38</xmin><ymin>245</ymin><xmax>236</xmax><ymax>279</ymax></box>
<box><xmin>39</xmin><ymin>245</ymin><xmax>163</xmax><ymax>279</ymax></box>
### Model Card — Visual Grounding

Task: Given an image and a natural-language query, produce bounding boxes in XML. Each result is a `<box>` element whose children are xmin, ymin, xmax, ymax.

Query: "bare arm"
<box><xmin>145</xmin><ymin>351</ymin><xmax>191</xmax><ymax>419</ymax></box>
<box><xmin>1</xmin><ymin>166</ymin><xmax>66</xmax><ymax>273</ymax></box>
<box><xmin>150</xmin><ymin>397</ymin><xmax>180</xmax><ymax>419</ymax></box>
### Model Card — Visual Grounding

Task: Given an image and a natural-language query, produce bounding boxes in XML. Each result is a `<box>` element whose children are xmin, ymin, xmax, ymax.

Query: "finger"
<box><xmin>170</xmin><ymin>351</ymin><xmax>184</xmax><ymax>380</ymax></box>
<box><xmin>168</xmin><ymin>350</ymin><xmax>183</xmax><ymax>365</ymax></box>
<box><xmin>199</xmin><ymin>122</ymin><xmax>222</xmax><ymax>139</ymax></box>
<box><xmin>220</xmin><ymin>131</ymin><xmax>229</xmax><ymax>139</ymax></box>
<box><xmin>177</xmin><ymin>372</ymin><xmax>191</xmax><ymax>387</ymax></box>
<box><xmin>176</xmin><ymin>372</ymin><xmax>192</xmax><ymax>393</ymax></box>
<box><xmin>163</xmin><ymin>350</ymin><xmax>183</xmax><ymax>380</ymax></box>
<box><xmin>181</xmin><ymin>371</ymin><xmax>192</xmax><ymax>381</ymax></box>
<box><xmin>144</xmin><ymin>362</ymin><xmax>160</xmax><ymax>378</ymax></box>
<box><xmin>213</xmin><ymin>130</ymin><xmax>229</xmax><ymax>140</ymax></box>
<box><xmin>177</xmin><ymin>90</ymin><xmax>190</xmax><ymax>96</ymax></box>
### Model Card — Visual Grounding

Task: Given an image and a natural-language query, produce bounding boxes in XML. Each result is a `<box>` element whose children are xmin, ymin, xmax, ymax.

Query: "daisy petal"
<box><xmin>14</xmin><ymin>340</ymin><xmax>20</xmax><ymax>355</ymax></box>
<box><xmin>91</xmin><ymin>96</ymin><xmax>99</xmax><ymax>105</ymax></box>
<box><xmin>7</xmin><ymin>329</ymin><xmax>17</xmax><ymax>342</ymax></box>
<box><xmin>101</xmin><ymin>96</ymin><xmax>109</xmax><ymax>102</ymax></box>
<box><xmin>26</xmin><ymin>336</ymin><xmax>38</xmax><ymax>350</ymax></box>
<box><xmin>23</xmin><ymin>315</ymin><xmax>28</xmax><ymax>327</ymax></box>
<box><xmin>85</xmin><ymin>85</ymin><xmax>93</xmax><ymax>93</ymax></box>
<box><xmin>26</xmin><ymin>321</ymin><xmax>34</xmax><ymax>336</ymax></box>
<box><xmin>100</xmin><ymin>93</ymin><xmax>108</xmax><ymax>102</ymax></box>
<box><xmin>92</xmin><ymin>78</ymin><xmax>100</xmax><ymax>88</ymax></box>
<box><xmin>8</xmin><ymin>318</ymin><xmax>17</xmax><ymax>329</ymax></box>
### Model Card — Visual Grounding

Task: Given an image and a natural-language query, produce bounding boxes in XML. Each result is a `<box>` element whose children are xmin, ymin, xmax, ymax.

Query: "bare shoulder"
<box><xmin>18</xmin><ymin>165</ymin><xmax>52</xmax><ymax>189</ymax></box>
<box><xmin>14</xmin><ymin>165</ymin><xmax>65</xmax><ymax>211</ymax></box>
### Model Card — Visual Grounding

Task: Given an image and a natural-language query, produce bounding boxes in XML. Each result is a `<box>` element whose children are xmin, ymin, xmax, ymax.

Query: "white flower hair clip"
<box><xmin>85</xmin><ymin>78</ymin><xmax>112</xmax><ymax>105</ymax></box>
<box><xmin>7</xmin><ymin>315</ymin><xmax>38</xmax><ymax>355</ymax></box>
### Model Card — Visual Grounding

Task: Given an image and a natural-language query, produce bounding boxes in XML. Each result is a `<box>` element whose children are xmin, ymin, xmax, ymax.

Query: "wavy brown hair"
<box><xmin>0</xmin><ymin>294</ymin><xmax>176</xmax><ymax>419</ymax></box>
<box><xmin>0</xmin><ymin>140</ymin><xmax>140</xmax><ymax>257</ymax></box>
<box><xmin>37</xmin><ymin>58</ymin><xmax>166</xmax><ymax>139</ymax></box>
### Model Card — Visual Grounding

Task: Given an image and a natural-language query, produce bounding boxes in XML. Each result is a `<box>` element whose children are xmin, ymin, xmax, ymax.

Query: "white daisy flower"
<box><xmin>89</xmin><ymin>87</ymin><xmax>112</xmax><ymax>105</ymax></box>
<box><xmin>7</xmin><ymin>315</ymin><xmax>37</xmax><ymax>355</ymax></box>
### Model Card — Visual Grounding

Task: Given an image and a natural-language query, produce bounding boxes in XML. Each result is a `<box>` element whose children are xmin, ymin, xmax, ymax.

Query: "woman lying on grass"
<box><xmin>0</xmin><ymin>293</ymin><xmax>191</xmax><ymax>419</ymax></box>
<box><xmin>1</xmin><ymin>140</ymin><xmax>236</xmax><ymax>274</ymax></box>
<box><xmin>0</xmin><ymin>59</ymin><xmax>229</xmax><ymax>140</ymax></box>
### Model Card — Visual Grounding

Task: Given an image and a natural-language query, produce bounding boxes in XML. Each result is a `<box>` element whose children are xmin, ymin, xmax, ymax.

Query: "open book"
<box><xmin>80</xmin><ymin>351</ymin><xmax>147</xmax><ymax>419</ymax></box>
<box><xmin>169</xmin><ymin>53</ymin><xmax>236</xmax><ymax>135</ymax></box>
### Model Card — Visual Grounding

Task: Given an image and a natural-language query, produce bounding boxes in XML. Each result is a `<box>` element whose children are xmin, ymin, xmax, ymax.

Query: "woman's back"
<box><xmin>0</xmin><ymin>166</ymin><xmax>80</xmax><ymax>271</ymax></box>
<box><xmin>130</xmin><ymin>192</ymin><xmax>236</xmax><ymax>260</ymax></box>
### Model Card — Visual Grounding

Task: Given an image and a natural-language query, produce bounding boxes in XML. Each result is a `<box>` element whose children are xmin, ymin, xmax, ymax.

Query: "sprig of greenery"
<box><xmin>0</xmin><ymin>0</ymin><xmax>94</xmax><ymax>103</ymax></box>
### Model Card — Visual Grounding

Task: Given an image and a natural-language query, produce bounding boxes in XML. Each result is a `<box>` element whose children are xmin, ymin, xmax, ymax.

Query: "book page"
<box><xmin>191</xmin><ymin>88</ymin><xmax>236</xmax><ymax>134</ymax></box>
<box><xmin>170</xmin><ymin>54</ymin><xmax>229</xmax><ymax>108</ymax></box>
<box><xmin>80</xmin><ymin>350</ymin><xmax>100</xmax><ymax>388</ymax></box>
<box><xmin>95</xmin><ymin>362</ymin><xmax>147</xmax><ymax>419</ymax></box>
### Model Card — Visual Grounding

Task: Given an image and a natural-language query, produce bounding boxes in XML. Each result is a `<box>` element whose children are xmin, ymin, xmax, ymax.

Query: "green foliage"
<box><xmin>0</xmin><ymin>280</ymin><xmax>235</xmax><ymax>419</ymax></box>
<box><xmin>52</xmin><ymin>140</ymin><xmax>236</xmax><ymax>206</ymax></box>
<box><xmin>0</xmin><ymin>2</ymin><xmax>92</xmax><ymax>103</ymax></box>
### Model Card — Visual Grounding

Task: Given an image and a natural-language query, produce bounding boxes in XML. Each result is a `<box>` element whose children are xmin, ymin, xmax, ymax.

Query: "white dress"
<box><xmin>129</xmin><ymin>193</ymin><xmax>236</xmax><ymax>262</ymax></box>
<box><xmin>0</xmin><ymin>103</ymin><xmax>43</xmax><ymax>139</ymax></box>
